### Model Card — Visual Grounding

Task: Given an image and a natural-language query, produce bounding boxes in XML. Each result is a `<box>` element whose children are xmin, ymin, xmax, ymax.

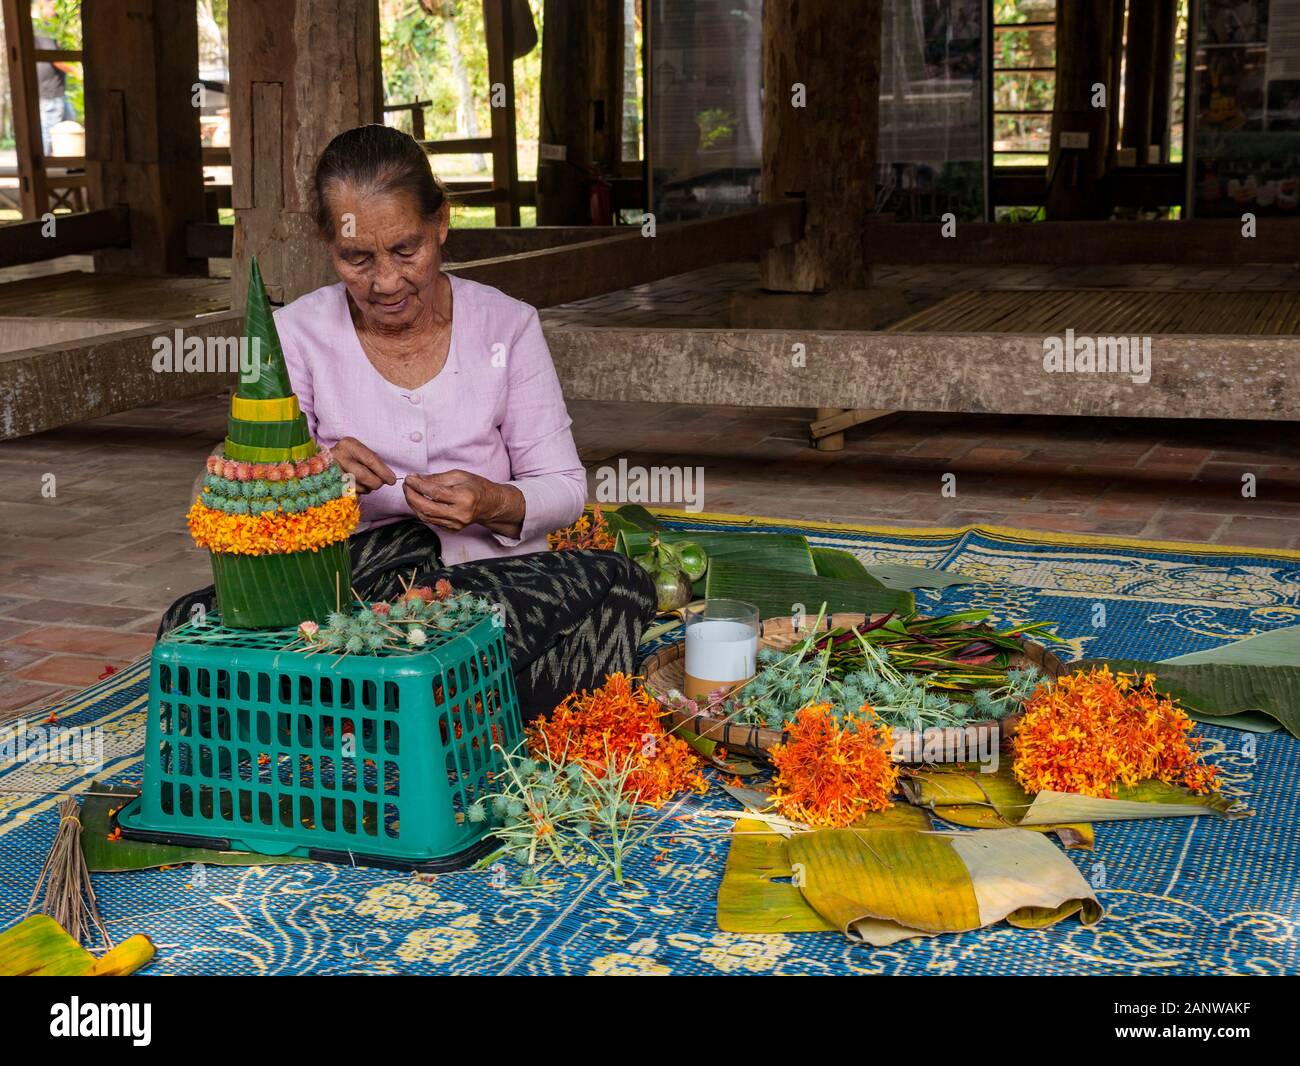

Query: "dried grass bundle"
<box><xmin>24</xmin><ymin>797</ymin><xmax>112</xmax><ymax>949</ymax></box>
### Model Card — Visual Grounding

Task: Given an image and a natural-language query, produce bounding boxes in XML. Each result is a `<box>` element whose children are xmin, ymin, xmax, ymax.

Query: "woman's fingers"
<box><xmin>404</xmin><ymin>478</ymin><xmax>471</xmax><ymax>531</ymax></box>
<box><xmin>335</xmin><ymin>437</ymin><xmax>396</xmax><ymax>494</ymax></box>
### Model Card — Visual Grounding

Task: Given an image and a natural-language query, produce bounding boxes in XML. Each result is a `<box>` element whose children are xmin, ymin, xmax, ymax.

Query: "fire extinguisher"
<box><xmin>589</xmin><ymin>178</ymin><xmax>613</xmax><ymax>226</ymax></box>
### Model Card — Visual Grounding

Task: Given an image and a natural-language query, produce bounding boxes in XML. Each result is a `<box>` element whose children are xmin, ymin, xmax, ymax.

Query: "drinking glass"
<box><xmin>682</xmin><ymin>599</ymin><xmax>759</xmax><ymax>701</ymax></box>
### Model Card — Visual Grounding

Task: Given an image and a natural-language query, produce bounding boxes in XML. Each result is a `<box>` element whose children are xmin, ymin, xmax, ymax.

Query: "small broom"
<box><xmin>24</xmin><ymin>797</ymin><xmax>113</xmax><ymax>950</ymax></box>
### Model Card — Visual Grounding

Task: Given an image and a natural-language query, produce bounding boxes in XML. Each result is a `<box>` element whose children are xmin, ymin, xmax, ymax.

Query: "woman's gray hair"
<box><xmin>312</xmin><ymin>124</ymin><xmax>448</xmax><ymax>239</ymax></box>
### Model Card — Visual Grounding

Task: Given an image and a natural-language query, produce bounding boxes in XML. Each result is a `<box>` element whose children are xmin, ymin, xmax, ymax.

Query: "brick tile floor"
<box><xmin>2</xmin><ymin>259</ymin><xmax>1298</xmax><ymax>719</ymax></box>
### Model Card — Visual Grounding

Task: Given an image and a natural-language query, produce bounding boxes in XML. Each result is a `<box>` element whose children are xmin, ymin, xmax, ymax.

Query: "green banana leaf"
<box><xmin>1075</xmin><ymin>653</ymin><xmax>1300</xmax><ymax>738</ymax></box>
<box><xmin>675</xmin><ymin>727</ymin><xmax>760</xmax><ymax>776</ymax></box>
<box><xmin>618</xmin><ymin>530</ymin><xmax>819</xmax><ymax>575</ymax></box>
<box><xmin>1160</xmin><ymin>623</ymin><xmax>1300</xmax><ymax>733</ymax></box>
<box><xmin>704</xmin><ymin>560</ymin><xmax>914</xmax><ymax>620</ymax></box>
<box><xmin>82</xmin><ymin>787</ymin><xmax>310</xmax><ymax>872</ymax></box>
<box><xmin>609</xmin><ymin>504</ymin><xmax>661</xmax><ymax>530</ymax></box>
<box><xmin>811</xmin><ymin>547</ymin><xmax>872</xmax><ymax>581</ymax></box>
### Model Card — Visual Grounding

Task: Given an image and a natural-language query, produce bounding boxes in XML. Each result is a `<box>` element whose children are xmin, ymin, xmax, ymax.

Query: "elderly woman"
<box><xmin>162</xmin><ymin>124</ymin><xmax>654</xmax><ymax>721</ymax></box>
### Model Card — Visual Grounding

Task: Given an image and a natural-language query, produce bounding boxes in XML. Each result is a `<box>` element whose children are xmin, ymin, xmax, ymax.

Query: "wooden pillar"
<box><xmin>229</xmin><ymin>0</ymin><xmax>379</xmax><ymax>307</ymax></box>
<box><xmin>483</xmin><ymin>0</ymin><xmax>521</xmax><ymax>225</ymax></box>
<box><xmin>1148</xmin><ymin>0</ymin><xmax>1179</xmax><ymax>164</ymax></box>
<box><xmin>2</xmin><ymin>0</ymin><xmax>49</xmax><ymax>219</ymax></box>
<box><xmin>1047</xmin><ymin>0</ymin><xmax>1117</xmax><ymax>220</ymax></box>
<box><xmin>83</xmin><ymin>0</ymin><xmax>207</xmax><ymax>275</ymax></box>
<box><xmin>1122</xmin><ymin>0</ymin><xmax>1160</xmax><ymax>163</ymax></box>
<box><xmin>536</xmin><ymin>0</ymin><xmax>622</xmax><ymax>225</ymax></box>
<box><xmin>759</xmin><ymin>1</ymin><xmax>880</xmax><ymax>293</ymax></box>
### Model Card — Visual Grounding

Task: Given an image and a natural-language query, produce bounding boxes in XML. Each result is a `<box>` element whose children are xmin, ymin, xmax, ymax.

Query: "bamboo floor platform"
<box><xmin>892</xmin><ymin>288</ymin><xmax>1300</xmax><ymax>335</ymax></box>
<box><xmin>0</xmin><ymin>271</ymin><xmax>230</xmax><ymax>320</ymax></box>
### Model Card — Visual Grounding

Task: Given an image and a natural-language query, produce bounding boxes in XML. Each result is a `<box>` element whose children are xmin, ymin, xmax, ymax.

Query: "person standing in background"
<box><xmin>31</xmin><ymin>0</ymin><xmax>76</xmax><ymax>154</ymax></box>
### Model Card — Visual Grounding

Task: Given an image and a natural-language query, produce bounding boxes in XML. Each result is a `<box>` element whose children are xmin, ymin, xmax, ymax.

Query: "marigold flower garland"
<box><xmin>187</xmin><ymin>493</ymin><xmax>360</xmax><ymax>556</ymax></box>
<box><xmin>526</xmin><ymin>672</ymin><xmax>706</xmax><ymax>807</ymax></box>
<box><xmin>769</xmin><ymin>702</ymin><xmax>899</xmax><ymax>828</ymax></box>
<box><xmin>1012</xmin><ymin>666</ymin><xmax>1219</xmax><ymax>798</ymax></box>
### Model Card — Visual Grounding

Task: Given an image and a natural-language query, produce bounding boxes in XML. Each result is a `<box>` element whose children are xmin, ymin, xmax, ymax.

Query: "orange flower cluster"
<box><xmin>769</xmin><ymin>703</ymin><xmax>899</xmax><ymax>828</ymax></box>
<box><xmin>1012</xmin><ymin>667</ymin><xmax>1219</xmax><ymax>798</ymax></box>
<box><xmin>548</xmin><ymin>507</ymin><xmax>615</xmax><ymax>552</ymax></box>
<box><xmin>187</xmin><ymin>494</ymin><xmax>360</xmax><ymax>556</ymax></box>
<box><xmin>527</xmin><ymin>672</ymin><xmax>706</xmax><ymax>807</ymax></box>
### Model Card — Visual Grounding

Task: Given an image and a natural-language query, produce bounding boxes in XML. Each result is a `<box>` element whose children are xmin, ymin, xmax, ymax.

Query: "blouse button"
<box><xmin>408</xmin><ymin>393</ymin><xmax>421</xmax><ymax>405</ymax></box>
<box><xmin>410</xmin><ymin>431</ymin><xmax>423</xmax><ymax>443</ymax></box>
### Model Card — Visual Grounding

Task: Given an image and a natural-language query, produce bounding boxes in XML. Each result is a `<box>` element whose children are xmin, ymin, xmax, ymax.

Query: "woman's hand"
<box><xmin>332</xmin><ymin>437</ymin><xmax>397</xmax><ymax>495</ymax></box>
<box><xmin>405</xmin><ymin>470</ymin><xmax>525</xmax><ymax>538</ymax></box>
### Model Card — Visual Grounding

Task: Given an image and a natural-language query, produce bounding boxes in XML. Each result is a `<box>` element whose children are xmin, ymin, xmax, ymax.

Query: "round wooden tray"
<box><xmin>640</xmin><ymin>612</ymin><xmax>1067</xmax><ymax>762</ymax></box>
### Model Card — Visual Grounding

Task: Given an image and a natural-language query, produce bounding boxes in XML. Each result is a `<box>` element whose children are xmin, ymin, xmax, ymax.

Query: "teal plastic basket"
<box><xmin>116</xmin><ymin>611</ymin><xmax>522</xmax><ymax>870</ymax></box>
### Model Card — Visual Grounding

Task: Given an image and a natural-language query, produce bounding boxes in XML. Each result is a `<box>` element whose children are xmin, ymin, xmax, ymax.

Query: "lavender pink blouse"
<box><xmin>274</xmin><ymin>274</ymin><xmax>586</xmax><ymax>565</ymax></box>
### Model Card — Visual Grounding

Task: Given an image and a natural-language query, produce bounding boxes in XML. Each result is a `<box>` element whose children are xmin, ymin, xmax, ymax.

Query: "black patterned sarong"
<box><xmin>160</xmin><ymin>520</ymin><xmax>657</xmax><ymax>721</ymax></box>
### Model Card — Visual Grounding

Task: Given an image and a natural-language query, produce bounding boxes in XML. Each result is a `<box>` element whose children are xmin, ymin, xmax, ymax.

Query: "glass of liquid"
<box><xmin>682</xmin><ymin>599</ymin><xmax>760</xmax><ymax>701</ymax></box>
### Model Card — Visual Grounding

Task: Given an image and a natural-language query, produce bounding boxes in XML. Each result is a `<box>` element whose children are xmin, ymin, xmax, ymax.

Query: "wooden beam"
<box><xmin>863</xmin><ymin>219</ymin><xmax>1300</xmax><ymax>266</ymax></box>
<box><xmin>2</xmin><ymin>0</ymin><xmax>49</xmax><ymax>218</ymax></box>
<box><xmin>184</xmin><ymin>221</ymin><xmax>235</xmax><ymax>260</ymax></box>
<box><xmin>545</xmin><ymin>327</ymin><xmax>1300</xmax><ymax>422</ymax></box>
<box><xmin>761</xmin><ymin>1</ymin><xmax>881</xmax><ymax>291</ymax></box>
<box><xmin>443</xmin><ymin>225</ymin><xmax>619</xmax><ymax>261</ymax></box>
<box><xmin>420</xmin><ymin>137</ymin><xmax>497</xmax><ymax>154</ymax></box>
<box><xmin>0</xmin><ymin>206</ymin><xmax>132</xmax><ymax>267</ymax></box>
<box><xmin>83</xmin><ymin>0</ymin><xmax>207</xmax><ymax>275</ymax></box>
<box><xmin>810</xmin><ymin>408</ymin><xmax>892</xmax><ymax>442</ymax></box>
<box><xmin>449</xmin><ymin>200</ymin><xmax>803</xmax><ymax>307</ymax></box>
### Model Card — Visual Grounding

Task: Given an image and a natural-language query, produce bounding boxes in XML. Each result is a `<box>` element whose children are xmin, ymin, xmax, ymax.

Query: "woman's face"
<box><xmin>324</xmin><ymin>182</ymin><xmax>449</xmax><ymax>331</ymax></box>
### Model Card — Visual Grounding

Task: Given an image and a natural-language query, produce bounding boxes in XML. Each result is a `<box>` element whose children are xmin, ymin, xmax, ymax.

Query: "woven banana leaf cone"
<box><xmin>189</xmin><ymin>258</ymin><xmax>357</xmax><ymax>629</ymax></box>
<box><xmin>211</xmin><ymin>542</ymin><xmax>351</xmax><ymax>629</ymax></box>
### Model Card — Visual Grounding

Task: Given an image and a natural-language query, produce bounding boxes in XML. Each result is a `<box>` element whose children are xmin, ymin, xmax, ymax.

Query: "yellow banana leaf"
<box><xmin>717</xmin><ymin>806</ymin><xmax>934</xmax><ymax>930</ymax></box>
<box><xmin>0</xmin><ymin>915</ymin><xmax>154</xmax><ymax>976</ymax></box>
<box><xmin>903</xmin><ymin>764</ymin><xmax>1246</xmax><ymax>825</ymax></box>
<box><xmin>717</xmin><ymin>819</ymin><xmax>835</xmax><ymax>933</ymax></box>
<box><xmin>790</xmin><ymin>829</ymin><xmax>981</xmax><ymax>939</ymax></box>
<box><xmin>719</xmin><ymin>822</ymin><xmax>1102</xmax><ymax>945</ymax></box>
<box><xmin>899</xmin><ymin>765</ymin><xmax>1092</xmax><ymax>846</ymax></box>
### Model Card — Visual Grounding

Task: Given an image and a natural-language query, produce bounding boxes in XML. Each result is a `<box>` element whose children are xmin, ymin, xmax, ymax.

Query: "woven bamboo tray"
<box><xmin>640</xmin><ymin>612</ymin><xmax>1067</xmax><ymax>762</ymax></box>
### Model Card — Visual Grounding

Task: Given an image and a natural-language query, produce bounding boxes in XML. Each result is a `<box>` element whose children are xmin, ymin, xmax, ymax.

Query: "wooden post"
<box><xmin>536</xmin><ymin>0</ymin><xmax>621</xmax><ymax>225</ymax></box>
<box><xmin>1148</xmin><ymin>0</ymin><xmax>1179</xmax><ymax>165</ymax></box>
<box><xmin>753</xmin><ymin>2</ymin><xmax>884</xmax><ymax>449</ymax></box>
<box><xmin>1046</xmin><ymin>0</ymin><xmax>1117</xmax><ymax>220</ymax></box>
<box><xmin>483</xmin><ymin>0</ymin><xmax>521</xmax><ymax>225</ymax></box>
<box><xmin>537</xmin><ymin>0</ymin><xmax>587</xmax><ymax>225</ymax></box>
<box><xmin>2</xmin><ymin>0</ymin><xmax>49</xmax><ymax>219</ymax></box>
<box><xmin>1121</xmin><ymin>0</ymin><xmax>1159</xmax><ymax>164</ymax></box>
<box><xmin>82</xmin><ymin>0</ymin><xmax>207</xmax><ymax>275</ymax></box>
<box><xmin>759</xmin><ymin>1</ymin><xmax>881</xmax><ymax>293</ymax></box>
<box><xmin>229</xmin><ymin>0</ymin><xmax>380</xmax><ymax>307</ymax></box>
